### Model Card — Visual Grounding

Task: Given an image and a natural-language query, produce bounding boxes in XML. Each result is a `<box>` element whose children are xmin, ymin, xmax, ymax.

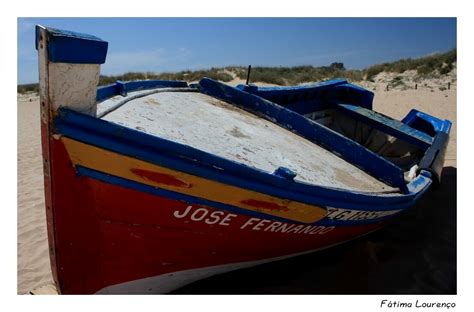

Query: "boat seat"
<box><xmin>335</xmin><ymin>104</ymin><xmax>433</xmax><ymax>150</ymax></box>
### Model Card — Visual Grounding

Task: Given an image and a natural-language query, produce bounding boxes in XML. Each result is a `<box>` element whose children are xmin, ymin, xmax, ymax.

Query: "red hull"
<box><xmin>46</xmin><ymin>137</ymin><xmax>383</xmax><ymax>294</ymax></box>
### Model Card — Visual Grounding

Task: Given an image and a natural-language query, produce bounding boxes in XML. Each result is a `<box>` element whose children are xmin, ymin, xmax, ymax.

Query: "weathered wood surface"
<box><xmin>100</xmin><ymin>92</ymin><xmax>398</xmax><ymax>193</ymax></box>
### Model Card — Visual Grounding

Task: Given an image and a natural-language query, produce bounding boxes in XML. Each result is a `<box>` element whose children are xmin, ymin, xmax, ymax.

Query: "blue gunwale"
<box><xmin>96</xmin><ymin>80</ymin><xmax>189</xmax><ymax>102</ymax></box>
<box><xmin>54</xmin><ymin>104</ymin><xmax>432</xmax><ymax>213</ymax></box>
<box><xmin>238</xmin><ymin>79</ymin><xmax>374</xmax><ymax>111</ymax></box>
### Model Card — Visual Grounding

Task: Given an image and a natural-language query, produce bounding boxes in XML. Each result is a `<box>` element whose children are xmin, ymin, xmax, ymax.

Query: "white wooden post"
<box><xmin>36</xmin><ymin>25</ymin><xmax>108</xmax><ymax>117</ymax></box>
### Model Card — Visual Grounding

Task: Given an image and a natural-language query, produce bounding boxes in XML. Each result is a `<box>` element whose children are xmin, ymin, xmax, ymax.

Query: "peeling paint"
<box><xmin>130</xmin><ymin>168</ymin><xmax>192</xmax><ymax>188</ymax></box>
<box><xmin>241</xmin><ymin>199</ymin><xmax>290</xmax><ymax>212</ymax></box>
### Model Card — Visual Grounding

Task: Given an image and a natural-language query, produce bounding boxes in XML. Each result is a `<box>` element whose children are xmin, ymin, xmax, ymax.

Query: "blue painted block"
<box><xmin>402</xmin><ymin>109</ymin><xmax>452</xmax><ymax>136</ymax></box>
<box><xmin>36</xmin><ymin>25</ymin><xmax>108</xmax><ymax>64</ymax></box>
<box><xmin>273</xmin><ymin>167</ymin><xmax>297</xmax><ymax>180</ymax></box>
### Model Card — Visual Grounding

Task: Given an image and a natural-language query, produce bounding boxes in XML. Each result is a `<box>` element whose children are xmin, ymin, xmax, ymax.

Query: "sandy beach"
<box><xmin>17</xmin><ymin>93</ymin><xmax>51</xmax><ymax>294</ymax></box>
<box><xmin>17</xmin><ymin>79</ymin><xmax>457</xmax><ymax>294</ymax></box>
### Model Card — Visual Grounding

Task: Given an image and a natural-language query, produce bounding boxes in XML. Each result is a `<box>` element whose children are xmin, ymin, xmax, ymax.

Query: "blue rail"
<box><xmin>96</xmin><ymin>80</ymin><xmax>189</xmax><ymax>102</ymax></box>
<box><xmin>238</xmin><ymin>79</ymin><xmax>374</xmax><ymax>112</ymax></box>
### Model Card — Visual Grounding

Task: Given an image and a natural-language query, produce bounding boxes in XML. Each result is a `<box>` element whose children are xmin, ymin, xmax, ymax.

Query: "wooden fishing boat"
<box><xmin>35</xmin><ymin>25</ymin><xmax>451</xmax><ymax>294</ymax></box>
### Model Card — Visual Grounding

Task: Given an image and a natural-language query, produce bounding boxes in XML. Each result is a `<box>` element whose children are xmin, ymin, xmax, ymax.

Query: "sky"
<box><xmin>17</xmin><ymin>17</ymin><xmax>456</xmax><ymax>84</ymax></box>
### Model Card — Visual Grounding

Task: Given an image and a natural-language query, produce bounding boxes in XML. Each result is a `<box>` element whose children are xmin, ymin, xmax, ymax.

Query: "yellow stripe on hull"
<box><xmin>61</xmin><ymin>137</ymin><xmax>327</xmax><ymax>223</ymax></box>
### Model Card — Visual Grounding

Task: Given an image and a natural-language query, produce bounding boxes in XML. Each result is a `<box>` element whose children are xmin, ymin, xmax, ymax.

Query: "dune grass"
<box><xmin>98</xmin><ymin>68</ymin><xmax>234</xmax><ymax>86</ymax></box>
<box><xmin>17</xmin><ymin>83</ymin><xmax>40</xmax><ymax>94</ymax></box>
<box><xmin>18</xmin><ymin>49</ymin><xmax>456</xmax><ymax>93</ymax></box>
<box><xmin>365</xmin><ymin>49</ymin><xmax>456</xmax><ymax>80</ymax></box>
<box><xmin>234</xmin><ymin>63</ymin><xmax>364</xmax><ymax>85</ymax></box>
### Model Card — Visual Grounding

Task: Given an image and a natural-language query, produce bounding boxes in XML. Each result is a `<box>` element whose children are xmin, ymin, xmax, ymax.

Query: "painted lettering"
<box><xmin>253</xmin><ymin>219</ymin><xmax>271</xmax><ymax>231</ymax></box>
<box><xmin>219</xmin><ymin>213</ymin><xmax>237</xmax><ymax>226</ymax></box>
<box><xmin>310</xmin><ymin>226</ymin><xmax>324</xmax><ymax>234</ymax></box>
<box><xmin>240</xmin><ymin>218</ymin><xmax>260</xmax><ymax>229</ymax></box>
<box><xmin>297</xmin><ymin>225</ymin><xmax>315</xmax><ymax>234</ymax></box>
<box><xmin>326</xmin><ymin>207</ymin><xmax>401</xmax><ymax>221</ymax></box>
<box><xmin>333</xmin><ymin>210</ymin><xmax>353</xmax><ymax>220</ymax></box>
<box><xmin>190</xmin><ymin>208</ymin><xmax>208</xmax><ymax>221</ymax></box>
<box><xmin>275</xmin><ymin>223</ymin><xmax>296</xmax><ymax>233</ymax></box>
<box><xmin>326</xmin><ymin>207</ymin><xmax>339</xmax><ymax>218</ymax></box>
<box><xmin>317</xmin><ymin>226</ymin><xmax>335</xmax><ymax>235</ymax></box>
<box><xmin>287</xmin><ymin>225</ymin><xmax>304</xmax><ymax>234</ymax></box>
<box><xmin>264</xmin><ymin>221</ymin><xmax>282</xmax><ymax>232</ymax></box>
<box><xmin>173</xmin><ymin>206</ymin><xmax>335</xmax><ymax>236</ymax></box>
<box><xmin>173</xmin><ymin>205</ymin><xmax>192</xmax><ymax>219</ymax></box>
<box><xmin>205</xmin><ymin>211</ymin><xmax>225</xmax><ymax>225</ymax></box>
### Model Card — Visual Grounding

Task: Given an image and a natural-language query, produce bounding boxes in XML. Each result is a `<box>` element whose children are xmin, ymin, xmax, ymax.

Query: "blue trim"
<box><xmin>327</xmin><ymin>83</ymin><xmax>374</xmax><ymax>110</ymax></box>
<box><xmin>54</xmin><ymin>107</ymin><xmax>431</xmax><ymax>211</ymax></box>
<box><xmin>76</xmin><ymin>165</ymin><xmax>406</xmax><ymax>227</ymax></box>
<box><xmin>115</xmin><ymin>81</ymin><xmax>127</xmax><ymax>97</ymax></box>
<box><xmin>198</xmin><ymin>78</ymin><xmax>408</xmax><ymax>192</ymax></box>
<box><xmin>238</xmin><ymin>79</ymin><xmax>374</xmax><ymax>111</ymax></box>
<box><xmin>407</xmin><ymin>171</ymin><xmax>432</xmax><ymax>194</ymax></box>
<box><xmin>237</xmin><ymin>79</ymin><xmax>347</xmax><ymax>95</ymax></box>
<box><xmin>402</xmin><ymin>109</ymin><xmax>452</xmax><ymax>136</ymax></box>
<box><xmin>36</xmin><ymin>25</ymin><xmax>108</xmax><ymax>64</ymax></box>
<box><xmin>96</xmin><ymin>80</ymin><xmax>189</xmax><ymax>102</ymax></box>
<box><xmin>95</xmin><ymin>84</ymin><xmax>118</xmax><ymax>102</ymax></box>
<box><xmin>237</xmin><ymin>80</ymin><xmax>344</xmax><ymax>114</ymax></box>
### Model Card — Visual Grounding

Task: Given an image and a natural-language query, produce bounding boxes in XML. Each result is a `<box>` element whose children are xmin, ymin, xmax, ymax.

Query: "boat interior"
<box><xmin>94</xmin><ymin>78</ymin><xmax>445</xmax><ymax>195</ymax></box>
<box><xmin>236</xmin><ymin>81</ymin><xmax>431</xmax><ymax>174</ymax></box>
<box><xmin>305</xmin><ymin>108</ymin><xmax>424</xmax><ymax>171</ymax></box>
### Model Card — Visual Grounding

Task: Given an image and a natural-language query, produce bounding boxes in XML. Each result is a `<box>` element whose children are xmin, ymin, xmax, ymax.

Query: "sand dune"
<box><xmin>17</xmin><ymin>80</ymin><xmax>457</xmax><ymax>294</ymax></box>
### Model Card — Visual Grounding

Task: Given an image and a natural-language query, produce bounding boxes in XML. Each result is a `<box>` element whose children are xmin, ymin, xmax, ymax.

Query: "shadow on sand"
<box><xmin>173</xmin><ymin>166</ymin><xmax>456</xmax><ymax>294</ymax></box>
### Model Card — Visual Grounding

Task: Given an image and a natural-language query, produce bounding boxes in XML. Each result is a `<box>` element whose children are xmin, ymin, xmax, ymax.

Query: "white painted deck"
<box><xmin>99</xmin><ymin>91</ymin><xmax>398</xmax><ymax>193</ymax></box>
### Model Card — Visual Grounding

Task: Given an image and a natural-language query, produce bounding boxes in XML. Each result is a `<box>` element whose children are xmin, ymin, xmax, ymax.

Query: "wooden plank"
<box><xmin>336</xmin><ymin>104</ymin><xmax>433</xmax><ymax>149</ymax></box>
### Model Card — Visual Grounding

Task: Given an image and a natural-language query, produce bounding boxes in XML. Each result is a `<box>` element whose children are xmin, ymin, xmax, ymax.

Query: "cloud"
<box><xmin>423</xmin><ymin>51</ymin><xmax>442</xmax><ymax>57</ymax></box>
